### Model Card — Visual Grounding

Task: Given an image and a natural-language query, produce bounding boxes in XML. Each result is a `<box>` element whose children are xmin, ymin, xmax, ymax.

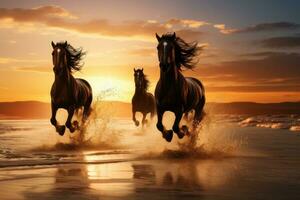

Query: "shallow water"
<box><xmin>0</xmin><ymin>118</ymin><xmax>300</xmax><ymax>200</ymax></box>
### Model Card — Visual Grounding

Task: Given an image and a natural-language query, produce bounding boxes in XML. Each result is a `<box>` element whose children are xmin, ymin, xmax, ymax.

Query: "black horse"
<box><xmin>50</xmin><ymin>41</ymin><xmax>93</xmax><ymax>136</ymax></box>
<box><xmin>155</xmin><ymin>33</ymin><xmax>205</xmax><ymax>142</ymax></box>
<box><xmin>132</xmin><ymin>68</ymin><xmax>156</xmax><ymax>127</ymax></box>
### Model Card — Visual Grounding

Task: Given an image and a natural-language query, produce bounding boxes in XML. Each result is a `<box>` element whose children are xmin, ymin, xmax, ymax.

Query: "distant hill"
<box><xmin>206</xmin><ymin>102</ymin><xmax>300</xmax><ymax>115</ymax></box>
<box><xmin>0</xmin><ymin>101</ymin><xmax>49</xmax><ymax>119</ymax></box>
<box><xmin>0</xmin><ymin>101</ymin><xmax>299</xmax><ymax>119</ymax></box>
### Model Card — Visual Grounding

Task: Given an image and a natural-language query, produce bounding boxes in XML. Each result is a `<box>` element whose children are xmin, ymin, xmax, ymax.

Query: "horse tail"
<box><xmin>148</xmin><ymin>93</ymin><xmax>156</xmax><ymax>118</ymax></box>
<box><xmin>190</xmin><ymin>78</ymin><xmax>205</xmax><ymax>123</ymax></box>
<box><xmin>76</xmin><ymin>78</ymin><xmax>93</xmax><ymax>119</ymax></box>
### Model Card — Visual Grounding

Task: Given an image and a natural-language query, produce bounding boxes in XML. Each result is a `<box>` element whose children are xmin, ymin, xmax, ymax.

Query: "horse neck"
<box><xmin>54</xmin><ymin>68</ymin><xmax>73</xmax><ymax>86</ymax></box>
<box><xmin>134</xmin><ymin>86</ymin><xmax>146</xmax><ymax>96</ymax></box>
<box><xmin>159</xmin><ymin>63</ymin><xmax>182</xmax><ymax>85</ymax></box>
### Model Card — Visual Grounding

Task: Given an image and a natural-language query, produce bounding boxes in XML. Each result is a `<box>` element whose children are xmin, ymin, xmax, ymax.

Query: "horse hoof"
<box><xmin>69</xmin><ymin>127</ymin><xmax>76</xmax><ymax>133</ymax></box>
<box><xmin>73</xmin><ymin>121</ymin><xmax>79</xmax><ymax>129</ymax></box>
<box><xmin>135</xmin><ymin>121</ymin><xmax>140</xmax><ymax>126</ymax></box>
<box><xmin>56</xmin><ymin>125</ymin><xmax>65</xmax><ymax>136</ymax></box>
<box><xmin>176</xmin><ymin>131</ymin><xmax>185</xmax><ymax>139</ymax></box>
<box><xmin>163</xmin><ymin>130</ymin><xmax>173</xmax><ymax>142</ymax></box>
<box><xmin>181</xmin><ymin>125</ymin><xmax>190</xmax><ymax>136</ymax></box>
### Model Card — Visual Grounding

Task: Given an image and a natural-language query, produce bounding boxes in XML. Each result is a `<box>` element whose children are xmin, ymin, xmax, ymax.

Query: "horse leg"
<box><xmin>142</xmin><ymin>112</ymin><xmax>148</xmax><ymax>126</ymax></box>
<box><xmin>50</xmin><ymin>103</ymin><xmax>58</xmax><ymax>127</ymax></box>
<box><xmin>51</xmin><ymin>103</ymin><xmax>65</xmax><ymax>136</ymax></box>
<box><xmin>132</xmin><ymin>110</ymin><xmax>139</xmax><ymax>126</ymax></box>
<box><xmin>172</xmin><ymin>111</ymin><xmax>186</xmax><ymax>139</ymax></box>
<box><xmin>82</xmin><ymin>96</ymin><xmax>92</xmax><ymax>124</ymax></box>
<box><xmin>66</xmin><ymin>106</ymin><xmax>76</xmax><ymax>133</ymax></box>
<box><xmin>150</xmin><ymin>111</ymin><xmax>155</xmax><ymax>119</ymax></box>
<box><xmin>156</xmin><ymin>107</ymin><xmax>173</xmax><ymax>142</ymax></box>
<box><xmin>193</xmin><ymin>99</ymin><xmax>205</xmax><ymax>131</ymax></box>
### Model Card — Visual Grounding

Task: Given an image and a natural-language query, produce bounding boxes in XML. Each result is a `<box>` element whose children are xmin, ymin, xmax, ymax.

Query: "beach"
<box><xmin>0</xmin><ymin>115</ymin><xmax>300</xmax><ymax>200</ymax></box>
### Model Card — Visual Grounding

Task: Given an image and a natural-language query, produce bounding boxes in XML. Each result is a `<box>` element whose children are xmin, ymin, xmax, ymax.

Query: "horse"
<box><xmin>50</xmin><ymin>41</ymin><xmax>93</xmax><ymax>136</ymax></box>
<box><xmin>154</xmin><ymin>32</ymin><xmax>205</xmax><ymax>142</ymax></box>
<box><xmin>132</xmin><ymin>68</ymin><xmax>156</xmax><ymax>127</ymax></box>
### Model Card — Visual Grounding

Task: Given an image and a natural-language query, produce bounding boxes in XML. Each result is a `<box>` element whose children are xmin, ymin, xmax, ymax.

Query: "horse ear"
<box><xmin>134</xmin><ymin>68</ymin><xmax>136</xmax><ymax>72</ymax></box>
<box><xmin>51</xmin><ymin>41</ymin><xmax>55</xmax><ymax>49</ymax></box>
<box><xmin>141</xmin><ymin>68</ymin><xmax>144</xmax><ymax>72</ymax></box>
<box><xmin>172</xmin><ymin>32</ymin><xmax>176</xmax><ymax>40</ymax></box>
<box><xmin>64</xmin><ymin>41</ymin><xmax>68</xmax><ymax>47</ymax></box>
<box><xmin>156</xmin><ymin>33</ymin><xmax>161</xmax><ymax>41</ymax></box>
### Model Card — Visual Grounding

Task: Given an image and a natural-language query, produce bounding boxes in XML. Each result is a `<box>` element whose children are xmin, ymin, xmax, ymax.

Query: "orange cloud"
<box><xmin>0</xmin><ymin>5</ymin><xmax>75</xmax><ymax>22</ymax></box>
<box><xmin>0</xmin><ymin>5</ymin><xmax>205</xmax><ymax>41</ymax></box>
<box><xmin>128</xmin><ymin>48</ymin><xmax>156</xmax><ymax>57</ymax></box>
<box><xmin>15</xmin><ymin>66</ymin><xmax>51</xmax><ymax>73</ymax></box>
<box><xmin>215</xmin><ymin>22</ymin><xmax>300</xmax><ymax>34</ymax></box>
<box><xmin>166</xmin><ymin>18</ymin><xmax>209</xmax><ymax>28</ymax></box>
<box><xmin>213</xmin><ymin>24</ymin><xmax>236</xmax><ymax>34</ymax></box>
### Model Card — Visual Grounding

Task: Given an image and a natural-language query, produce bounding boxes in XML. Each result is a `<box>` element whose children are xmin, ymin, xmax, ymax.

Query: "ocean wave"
<box><xmin>290</xmin><ymin>126</ymin><xmax>300</xmax><ymax>132</ymax></box>
<box><xmin>238</xmin><ymin>115</ymin><xmax>300</xmax><ymax>132</ymax></box>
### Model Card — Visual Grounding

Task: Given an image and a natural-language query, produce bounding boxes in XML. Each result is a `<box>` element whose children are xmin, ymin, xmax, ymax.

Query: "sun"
<box><xmin>87</xmin><ymin>76</ymin><xmax>134</xmax><ymax>102</ymax></box>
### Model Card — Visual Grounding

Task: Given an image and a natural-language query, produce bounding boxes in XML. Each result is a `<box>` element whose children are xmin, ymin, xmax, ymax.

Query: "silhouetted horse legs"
<box><xmin>150</xmin><ymin>111</ymin><xmax>155</xmax><ymax>119</ymax></box>
<box><xmin>50</xmin><ymin>103</ymin><xmax>66</xmax><ymax>136</ymax></box>
<box><xmin>66</xmin><ymin>106</ymin><xmax>76</xmax><ymax>133</ymax></box>
<box><xmin>82</xmin><ymin>96</ymin><xmax>92</xmax><ymax>124</ymax></box>
<box><xmin>172</xmin><ymin>111</ymin><xmax>186</xmax><ymax>139</ymax></box>
<box><xmin>142</xmin><ymin>113</ymin><xmax>148</xmax><ymax>126</ymax></box>
<box><xmin>156</xmin><ymin>108</ymin><xmax>173</xmax><ymax>142</ymax></box>
<box><xmin>132</xmin><ymin>110</ymin><xmax>140</xmax><ymax>126</ymax></box>
<box><xmin>192</xmin><ymin>97</ymin><xmax>206</xmax><ymax>131</ymax></box>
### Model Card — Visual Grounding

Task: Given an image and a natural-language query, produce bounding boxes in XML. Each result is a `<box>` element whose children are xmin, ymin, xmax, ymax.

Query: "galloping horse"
<box><xmin>132</xmin><ymin>68</ymin><xmax>156</xmax><ymax>127</ymax></box>
<box><xmin>50</xmin><ymin>41</ymin><xmax>93</xmax><ymax>136</ymax></box>
<box><xmin>155</xmin><ymin>33</ymin><xmax>205</xmax><ymax>142</ymax></box>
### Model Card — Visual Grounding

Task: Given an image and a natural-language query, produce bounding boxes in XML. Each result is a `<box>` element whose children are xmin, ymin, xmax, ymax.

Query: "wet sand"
<box><xmin>0</xmin><ymin>118</ymin><xmax>300</xmax><ymax>200</ymax></box>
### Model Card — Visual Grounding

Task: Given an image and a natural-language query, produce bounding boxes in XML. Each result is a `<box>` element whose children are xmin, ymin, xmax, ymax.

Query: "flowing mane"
<box><xmin>57</xmin><ymin>42</ymin><xmax>86</xmax><ymax>72</ymax></box>
<box><xmin>143</xmin><ymin>74</ymin><xmax>150</xmax><ymax>91</ymax></box>
<box><xmin>134</xmin><ymin>68</ymin><xmax>150</xmax><ymax>91</ymax></box>
<box><xmin>161</xmin><ymin>33</ymin><xmax>202</xmax><ymax>70</ymax></box>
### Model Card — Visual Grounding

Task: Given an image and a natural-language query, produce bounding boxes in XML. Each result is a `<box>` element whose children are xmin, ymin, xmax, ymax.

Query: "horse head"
<box><xmin>51</xmin><ymin>41</ymin><xmax>68</xmax><ymax>76</ymax></box>
<box><xmin>134</xmin><ymin>68</ymin><xmax>146</xmax><ymax>91</ymax></box>
<box><xmin>156</xmin><ymin>32</ymin><xmax>176</xmax><ymax>72</ymax></box>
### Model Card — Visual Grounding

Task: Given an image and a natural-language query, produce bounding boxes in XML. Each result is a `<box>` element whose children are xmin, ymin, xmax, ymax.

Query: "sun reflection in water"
<box><xmin>84</xmin><ymin>153</ymin><xmax>135</xmax><ymax>197</ymax></box>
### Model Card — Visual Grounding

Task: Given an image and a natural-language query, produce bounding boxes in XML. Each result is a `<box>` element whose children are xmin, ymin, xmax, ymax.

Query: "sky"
<box><xmin>0</xmin><ymin>0</ymin><xmax>299</xmax><ymax>103</ymax></box>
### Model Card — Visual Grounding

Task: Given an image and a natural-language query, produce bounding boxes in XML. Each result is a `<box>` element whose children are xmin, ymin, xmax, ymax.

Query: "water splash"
<box><xmin>139</xmin><ymin>110</ymin><xmax>246</xmax><ymax>160</ymax></box>
<box><xmin>35</xmin><ymin>90</ymin><xmax>123</xmax><ymax>152</ymax></box>
<box><xmin>178</xmin><ymin>111</ymin><xmax>246</xmax><ymax>158</ymax></box>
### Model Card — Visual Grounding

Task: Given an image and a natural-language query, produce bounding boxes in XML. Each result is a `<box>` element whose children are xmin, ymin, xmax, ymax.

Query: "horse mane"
<box><xmin>135</xmin><ymin>69</ymin><xmax>150</xmax><ymax>91</ymax></box>
<box><xmin>143</xmin><ymin>74</ymin><xmax>150</xmax><ymax>91</ymax></box>
<box><xmin>57</xmin><ymin>42</ymin><xmax>86</xmax><ymax>72</ymax></box>
<box><xmin>161</xmin><ymin>33</ymin><xmax>201</xmax><ymax>70</ymax></box>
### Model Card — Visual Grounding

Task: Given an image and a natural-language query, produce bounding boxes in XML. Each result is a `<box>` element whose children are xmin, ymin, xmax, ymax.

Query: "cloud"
<box><xmin>0</xmin><ymin>57</ymin><xmax>46</xmax><ymax>64</ymax></box>
<box><xmin>15</xmin><ymin>66</ymin><xmax>51</xmax><ymax>73</ymax></box>
<box><xmin>216</xmin><ymin>22</ymin><xmax>300</xmax><ymax>34</ymax></box>
<box><xmin>0</xmin><ymin>5</ymin><xmax>204</xmax><ymax>41</ymax></box>
<box><xmin>189</xmin><ymin>52</ymin><xmax>300</xmax><ymax>92</ymax></box>
<box><xmin>0</xmin><ymin>5</ymin><xmax>75</xmax><ymax>22</ymax></box>
<box><xmin>166</xmin><ymin>19</ymin><xmax>209</xmax><ymax>28</ymax></box>
<box><xmin>206</xmin><ymin>85</ymin><xmax>300</xmax><ymax>92</ymax></box>
<box><xmin>128</xmin><ymin>48</ymin><xmax>155</xmax><ymax>57</ymax></box>
<box><xmin>259</xmin><ymin>36</ymin><xmax>300</xmax><ymax>48</ymax></box>
<box><xmin>213</xmin><ymin>24</ymin><xmax>236</xmax><ymax>34</ymax></box>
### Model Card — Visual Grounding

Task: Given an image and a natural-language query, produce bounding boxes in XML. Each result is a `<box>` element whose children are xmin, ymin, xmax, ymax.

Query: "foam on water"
<box><xmin>239</xmin><ymin>114</ymin><xmax>300</xmax><ymax>132</ymax></box>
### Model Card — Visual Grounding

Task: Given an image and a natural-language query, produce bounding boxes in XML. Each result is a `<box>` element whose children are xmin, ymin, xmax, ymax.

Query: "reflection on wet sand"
<box><xmin>10</xmin><ymin>156</ymin><xmax>241</xmax><ymax>200</ymax></box>
<box><xmin>130</xmin><ymin>159</ymin><xmax>240</xmax><ymax>200</ymax></box>
<box><xmin>17</xmin><ymin>157</ymin><xmax>240</xmax><ymax>200</ymax></box>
